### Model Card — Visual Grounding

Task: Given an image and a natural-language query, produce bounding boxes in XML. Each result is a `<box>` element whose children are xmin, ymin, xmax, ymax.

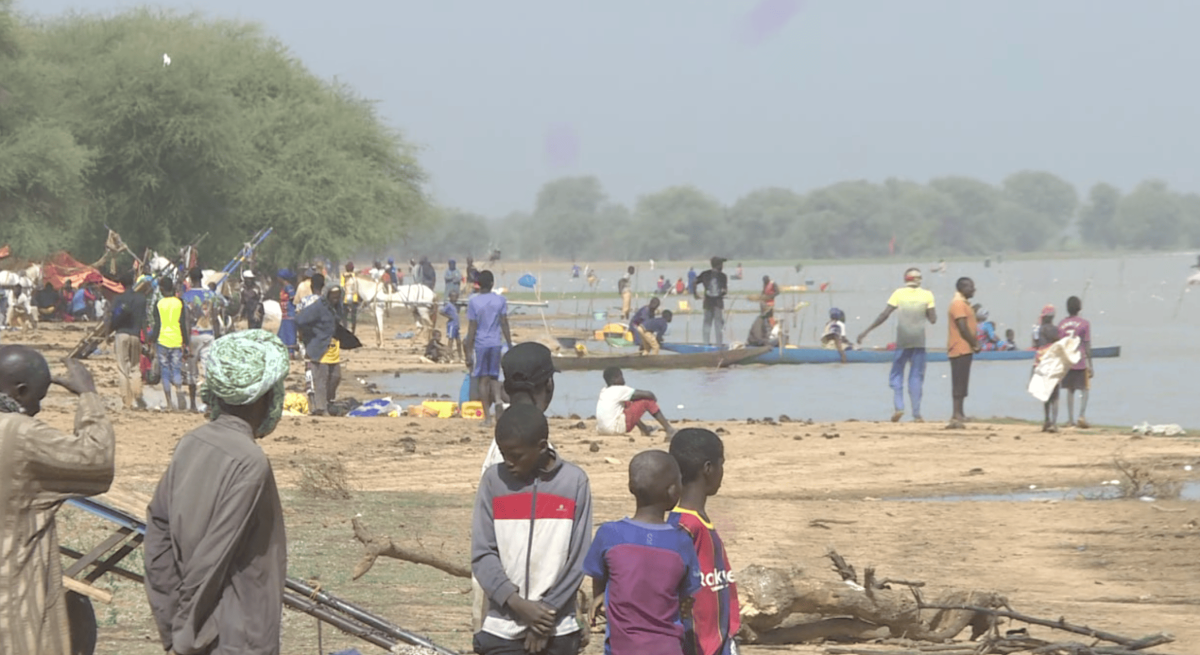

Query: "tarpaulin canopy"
<box><xmin>42</xmin><ymin>252</ymin><xmax>123</xmax><ymax>293</ymax></box>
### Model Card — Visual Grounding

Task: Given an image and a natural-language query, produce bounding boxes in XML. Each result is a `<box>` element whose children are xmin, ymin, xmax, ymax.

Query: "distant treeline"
<box><xmin>409</xmin><ymin>174</ymin><xmax>1200</xmax><ymax>263</ymax></box>
<box><xmin>7</xmin><ymin>6</ymin><xmax>1197</xmax><ymax>271</ymax></box>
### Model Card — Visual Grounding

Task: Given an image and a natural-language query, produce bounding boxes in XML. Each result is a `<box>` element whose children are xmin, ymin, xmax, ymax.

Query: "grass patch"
<box><xmin>58</xmin><ymin>490</ymin><xmax>476</xmax><ymax>655</ymax></box>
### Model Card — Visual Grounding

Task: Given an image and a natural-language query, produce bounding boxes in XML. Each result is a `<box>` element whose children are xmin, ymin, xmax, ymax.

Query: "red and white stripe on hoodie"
<box><xmin>472</xmin><ymin>456</ymin><xmax>592</xmax><ymax>640</ymax></box>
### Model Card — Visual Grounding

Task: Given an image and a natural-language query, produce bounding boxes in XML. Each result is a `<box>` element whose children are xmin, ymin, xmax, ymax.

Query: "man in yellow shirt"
<box><xmin>857</xmin><ymin>268</ymin><xmax>937</xmax><ymax>422</ymax></box>
<box><xmin>151</xmin><ymin>276</ymin><xmax>190</xmax><ymax>411</ymax></box>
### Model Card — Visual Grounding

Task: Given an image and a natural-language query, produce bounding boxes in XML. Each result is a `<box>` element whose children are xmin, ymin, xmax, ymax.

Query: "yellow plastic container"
<box><xmin>421</xmin><ymin>400</ymin><xmax>459</xmax><ymax>418</ymax></box>
<box><xmin>461</xmin><ymin>401</ymin><xmax>485</xmax><ymax>420</ymax></box>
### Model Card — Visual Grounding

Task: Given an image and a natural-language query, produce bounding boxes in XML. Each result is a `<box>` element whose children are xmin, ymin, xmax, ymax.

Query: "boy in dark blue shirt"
<box><xmin>584</xmin><ymin>450</ymin><xmax>701</xmax><ymax>655</ymax></box>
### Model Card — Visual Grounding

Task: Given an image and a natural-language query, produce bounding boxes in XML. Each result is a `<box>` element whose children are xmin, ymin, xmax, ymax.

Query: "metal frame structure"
<box><xmin>61</xmin><ymin>491</ymin><xmax>457</xmax><ymax>654</ymax></box>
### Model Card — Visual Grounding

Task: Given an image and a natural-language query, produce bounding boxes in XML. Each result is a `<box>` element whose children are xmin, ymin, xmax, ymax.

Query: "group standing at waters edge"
<box><xmin>853</xmin><ymin>266</ymin><xmax>1095</xmax><ymax>430</ymax></box>
<box><xmin>2</xmin><ymin>249</ymin><xmax>1109</xmax><ymax>655</ymax></box>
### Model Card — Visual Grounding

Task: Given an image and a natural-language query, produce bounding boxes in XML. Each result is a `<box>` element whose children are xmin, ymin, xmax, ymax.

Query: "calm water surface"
<box><xmin>377</xmin><ymin>254</ymin><xmax>1200</xmax><ymax>428</ymax></box>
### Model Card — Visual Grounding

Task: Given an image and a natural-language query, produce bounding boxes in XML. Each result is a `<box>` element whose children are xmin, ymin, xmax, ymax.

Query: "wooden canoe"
<box><xmin>551</xmin><ymin>346</ymin><xmax>772</xmax><ymax>372</ymax></box>
<box><xmin>661</xmin><ymin>343</ymin><xmax>1121</xmax><ymax>365</ymax></box>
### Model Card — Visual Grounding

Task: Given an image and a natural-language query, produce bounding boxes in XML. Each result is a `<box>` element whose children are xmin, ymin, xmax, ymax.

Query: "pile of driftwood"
<box><xmin>738</xmin><ymin>550</ymin><xmax>1175</xmax><ymax>655</ymax></box>
<box><xmin>349</xmin><ymin>520</ymin><xmax>1177</xmax><ymax>655</ymax></box>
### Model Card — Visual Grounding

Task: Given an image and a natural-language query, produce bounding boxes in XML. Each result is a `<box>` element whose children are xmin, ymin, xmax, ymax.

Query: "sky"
<box><xmin>25</xmin><ymin>0</ymin><xmax>1200</xmax><ymax>217</ymax></box>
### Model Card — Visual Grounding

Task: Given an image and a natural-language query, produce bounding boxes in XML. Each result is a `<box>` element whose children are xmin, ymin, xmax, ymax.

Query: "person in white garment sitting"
<box><xmin>595</xmin><ymin>367</ymin><xmax>676</xmax><ymax>438</ymax></box>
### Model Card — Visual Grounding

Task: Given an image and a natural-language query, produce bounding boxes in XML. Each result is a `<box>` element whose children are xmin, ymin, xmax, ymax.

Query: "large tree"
<box><xmin>1078</xmin><ymin>183</ymin><xmax>1121</xmax><ymax>248</ymax></box>
<box><xmin>533</xmin><ymin>176</ymin><xmax>606</xmax><ymax>262</ymax></box>
<box><xmin>0</xmin><ymin>0</ymin><xmax>93</xmax><ymax>258</ymax></box>
<box><xmin>1113</xmin><ymin>180</ymin><xmax>1185</xmax><ymax>250</ymax></box>
<box><xmin>7</xmin><ymin>8</ymin><xmax>428</xmax><ymax>269</ymax></box>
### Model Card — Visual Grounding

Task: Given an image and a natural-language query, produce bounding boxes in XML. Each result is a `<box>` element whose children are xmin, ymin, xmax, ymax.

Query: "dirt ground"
<box><xmin>10</xmin><ymin>321</ymin><xmax>1200</xmax><ymax>655</ymax></box>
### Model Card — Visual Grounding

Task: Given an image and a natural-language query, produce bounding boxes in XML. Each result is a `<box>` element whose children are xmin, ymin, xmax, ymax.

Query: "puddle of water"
<box><xmin>891</xmin><ymin>481</ymin><xmax>1200</xmax><ymax>503</ymax></box>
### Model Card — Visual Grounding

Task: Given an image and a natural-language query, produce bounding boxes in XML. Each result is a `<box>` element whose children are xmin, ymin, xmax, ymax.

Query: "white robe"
<box><xmin>1027</xmin><ymin>336</ymin><xmax>1081</xmax><ymax>402</ymax></box>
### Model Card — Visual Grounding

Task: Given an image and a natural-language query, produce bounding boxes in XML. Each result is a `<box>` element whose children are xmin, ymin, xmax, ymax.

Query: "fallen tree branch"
<box><xmin>916</xmin><ymin>603</ymin><xmax>1172</xmax><ymax>650</ymax></box>
<box><xmin>739</xmin><ymin>564</ymin><xmax>1001</xmax><ymax>643</ymax></box>
<box><xmin>351</xmin><ymin>518</ymin><xmax>471</xmax><ymax>581</ymax></box>
<box><xmin>827</xmin><ymin>549</ymin><xmax>858</xmax><ymax>583</ymax></box>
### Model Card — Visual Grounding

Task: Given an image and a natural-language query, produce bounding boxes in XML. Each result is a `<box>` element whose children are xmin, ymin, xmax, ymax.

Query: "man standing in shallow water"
<box><xmin>857</xmin><ymin>268</ymin><xmax>937</xmax><ymax>422</ymax></box>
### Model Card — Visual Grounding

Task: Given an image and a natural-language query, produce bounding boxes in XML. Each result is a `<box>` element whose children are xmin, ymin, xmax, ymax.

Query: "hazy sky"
<box><xmin>26</xmin><ymin>0</ymin><xmax>1200</xmax><ymax>216</ymax></box>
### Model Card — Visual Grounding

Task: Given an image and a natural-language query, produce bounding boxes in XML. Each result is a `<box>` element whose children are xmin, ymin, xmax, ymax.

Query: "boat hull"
<box><xmin>660</xmin><ymin>343</ymin><xmax>1121</xmax><ymax>365</ymax></box>
<box><xmin>552</xmin><ymin>346</ymin><xmax>772</xmax><ymax>371</ymax></box>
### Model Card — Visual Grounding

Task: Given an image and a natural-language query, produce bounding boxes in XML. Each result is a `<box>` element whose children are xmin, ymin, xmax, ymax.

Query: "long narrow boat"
<box><xmin>661</xmin><ymin>343</ymin><xmax>1121</xmax><ymax>365</ymax></box>
<box><xmin>551</xmin><ymin>346</ymin><xmax>772</xmax><ymax>372</ymax></box>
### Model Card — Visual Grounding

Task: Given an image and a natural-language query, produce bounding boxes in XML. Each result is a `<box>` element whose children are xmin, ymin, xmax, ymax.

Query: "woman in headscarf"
<box><xmin>276</xmin><ymin>270</ymin><xmax>299</xmax><ymax>359</ymax></box>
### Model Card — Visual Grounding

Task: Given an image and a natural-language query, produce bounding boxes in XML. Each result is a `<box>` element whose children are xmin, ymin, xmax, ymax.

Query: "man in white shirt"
<box><xmin>368</xmin><ymin>261</ymin><xmax>387</xmax><ymax>347</ymax></box>
<box><xmin>595</xmin><ymin>367</ymin><xmax>676</xmax><ymax>437</ymax></box>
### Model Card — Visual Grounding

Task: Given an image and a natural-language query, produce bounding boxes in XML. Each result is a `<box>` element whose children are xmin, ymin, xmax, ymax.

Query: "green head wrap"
<box><xmin>201</xmin><ymin>329</ymin><xmax>290</xmax><ymax>437</ymax></box>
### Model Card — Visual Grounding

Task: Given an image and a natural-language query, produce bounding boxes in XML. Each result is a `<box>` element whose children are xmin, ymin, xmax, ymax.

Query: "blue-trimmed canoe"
<box><xmin>660</xmin><ymin>343</ymin><xmax>1121</xmax><ymax>365</ymax></box>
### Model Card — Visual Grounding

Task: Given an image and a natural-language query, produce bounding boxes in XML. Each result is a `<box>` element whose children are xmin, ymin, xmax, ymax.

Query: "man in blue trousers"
<box><xmin>857</xmin><ymin>268</ymin><xmax>937</xmax><ymax>422</ymax></box>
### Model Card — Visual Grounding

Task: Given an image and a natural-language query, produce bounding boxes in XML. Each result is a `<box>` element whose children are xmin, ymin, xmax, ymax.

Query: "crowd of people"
<box><xmin>0</xmin><ymin>331</ymin><xmax>738</xmax><ymax>655</ymax></box>
<box><xmin>0</xmin><ymin>251</ymin><xmax>1103</xmax><ymax>655</ymax></box>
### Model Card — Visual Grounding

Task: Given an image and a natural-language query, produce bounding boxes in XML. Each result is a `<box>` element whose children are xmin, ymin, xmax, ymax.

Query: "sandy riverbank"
<box><xmin>8</xmin><ymin>323</ymin><xmax>1199</xmax><ymax>655</ymax></box>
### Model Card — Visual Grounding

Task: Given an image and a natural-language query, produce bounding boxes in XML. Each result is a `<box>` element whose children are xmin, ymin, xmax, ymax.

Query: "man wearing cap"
<box><xmin>1033</xmin><ymin>304</ymin><xmax>1062</xmax><ymax>433</ymax></box>
<box><xmin>240</xmin><ymin>270</ymin><xmax>263</xmax><ymax>330</ymax></box>
<box><xmin>144</xmin><ymin>330</ymin><xmax>289</xmax><ymax>655</ymax></box>
<box><xmin>471</xmin><ymin>342</ymin><xmax>560</xmax><ymax>633</ymax></box>
<box><xmin>857</xmin><ymin>268</ymin><xmax>937</xmax><ymax>422</ymax></box>
<box><xmin>0</xmin><ymin>349</ymin><xmax>114</xmax><ymax>655</ymax></box>
<box><xmin>693</xmin><ymin>257</ymin><xmax>729</xmax><ymax>347</ymax></box>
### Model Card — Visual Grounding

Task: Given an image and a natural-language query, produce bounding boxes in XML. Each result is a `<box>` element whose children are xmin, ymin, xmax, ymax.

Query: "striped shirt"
<box><xmin>0</xmin><ymin>393</ymin><xmax>115</xmax><ymax>655</ymax></box>
<box><xmin>669</xmin><ymin>508</ymin><xmax>741</xmax><ymax>655</ymax></box>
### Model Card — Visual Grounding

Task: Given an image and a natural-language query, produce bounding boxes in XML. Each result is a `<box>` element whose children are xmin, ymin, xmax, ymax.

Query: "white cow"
<box><xmin>357</xmin><ymin>279</ymin><xmax>438</xmax><ymax>347</ymax></box>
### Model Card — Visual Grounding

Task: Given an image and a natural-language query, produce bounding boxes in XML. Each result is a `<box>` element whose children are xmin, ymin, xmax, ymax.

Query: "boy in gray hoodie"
<box><xmin>472</xmin><ymin>404</ymin><xmax>593</xmax><ymax>655</ymax></box>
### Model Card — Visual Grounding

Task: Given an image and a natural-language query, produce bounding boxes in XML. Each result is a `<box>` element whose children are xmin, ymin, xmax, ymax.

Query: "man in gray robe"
<box><xmin>0</xmin><ymin>348</ymin><xmax>114</xmax><ymax>655</ymax></box>
<box><xmin>144</xmin><ymin>330</ymin><xmax>290</xmax><ymax>655</ymax></box>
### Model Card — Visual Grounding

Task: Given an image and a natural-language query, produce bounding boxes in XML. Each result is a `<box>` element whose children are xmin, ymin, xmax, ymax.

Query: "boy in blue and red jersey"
<box><xmin>669</xmin><ymin>429</ymin><xmax>741</xmax><ymax>655</ymax></box>
<box><xmin>585</xmin><ymin>450</ymin><xmax>702</xmax><ymax>655</ymax></box>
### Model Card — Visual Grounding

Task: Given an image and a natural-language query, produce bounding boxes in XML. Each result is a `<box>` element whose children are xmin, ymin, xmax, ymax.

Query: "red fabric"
<box><xmin>624</xmin><ymin>398</ymin><xmax>660</xmax><ymax>433</ymax></box>
<box><xmin>41</xmin><ymin>252</ymin><xmax>123</xmax><ymax>293</ymax></box>
<box><xmin>492</xmin><ymin>492</ymin><xmax>576</xmax><ymax>520</ymax></box>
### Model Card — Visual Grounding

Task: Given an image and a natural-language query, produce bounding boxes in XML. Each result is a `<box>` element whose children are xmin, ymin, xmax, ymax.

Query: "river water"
<box><xmin>374</xmin><ymin>254</ymin><xmax>1200</xmax><ymax>428</ymax></box>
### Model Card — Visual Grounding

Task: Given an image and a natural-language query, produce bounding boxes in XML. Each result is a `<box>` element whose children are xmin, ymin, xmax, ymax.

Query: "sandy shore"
<box><xmin>8</xmin><ymin>322</ymin><xmax>1199</xmax><ymax>655</ymax></box>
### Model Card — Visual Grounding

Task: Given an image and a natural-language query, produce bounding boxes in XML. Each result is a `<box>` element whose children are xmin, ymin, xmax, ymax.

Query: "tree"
<box><xmin>1002</xmin><ymin>170</ymin><xmax>1078</xmax><ymax>224</ymax></box>
<box><xmin>1078</xmin><ymin>183</ymin><xmax>1121</xmax><ymax>248</ymax></box>
<box><xmin>801</xmin><ymin>181</ymin><xmax>893</xmax><ymax>257</ymax></box>
<box><xmin>0</xmin><ymin>1</ymin><xmax>93</xmax><ymax>258</ymax></box>
<box><xmin>10</xmin><ymin>8</ymin><xmax>428</xmax><ymax>269</ymax></box>
<box><xmin>725</xmin><ymin>188</ymin><xmax>803</xmax><ymax>258</ymax></box>
<box><xmin>1113</xmin><ymin>180</ymin><xmax>1184</xmax><ymax>250</ymax></box>
<box><xmin>630</xmin><ymin>186</ymin><xmax>726</xmax><ymax>260</ymax></box>
<box><xmin>401</xmin><ymin>207</ymin><xmax>491</xmax><ymax>260</ymax></box>
<box><xmin>1181</xmin><ymin>194</ymin><xmax>1200</xmax><ymax>248</ymax></box>
<box><xmin>534</xmin><ymin>176</ymin><xmax>606</xmax><ymax>262</ymax></box>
